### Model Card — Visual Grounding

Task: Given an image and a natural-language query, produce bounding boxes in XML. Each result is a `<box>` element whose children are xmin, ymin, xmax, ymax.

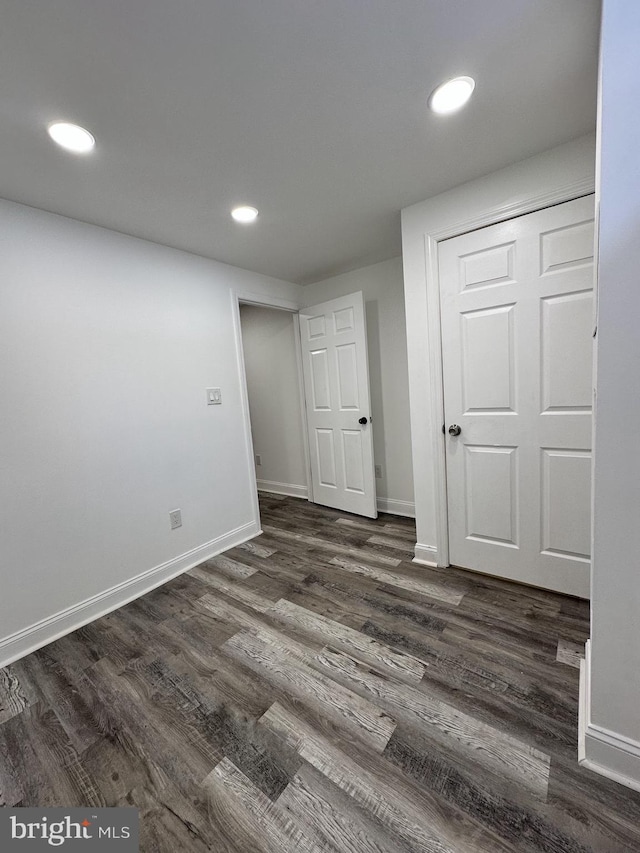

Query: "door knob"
<box><xmin>358</xmin><ymin>417</ymin><xmax>368</xmax><ymax>425</ymax></box>
<box><xmin>448</xmin><ymin>424</ymin><xmax>461</xmax><ymax>436</ymax></box>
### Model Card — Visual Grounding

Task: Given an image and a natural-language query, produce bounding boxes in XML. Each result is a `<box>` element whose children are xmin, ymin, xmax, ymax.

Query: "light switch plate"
<box><xmin>206</xmin><ymin>387</ymin><xmax>222</xmax><ymax>405</ymax></box>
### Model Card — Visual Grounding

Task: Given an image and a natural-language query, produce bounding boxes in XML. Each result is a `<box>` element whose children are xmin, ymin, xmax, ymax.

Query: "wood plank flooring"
<box><xmin>2</xmin><ymin>493</ymin><xmax>640</xmax><ymax>852</ymax></box>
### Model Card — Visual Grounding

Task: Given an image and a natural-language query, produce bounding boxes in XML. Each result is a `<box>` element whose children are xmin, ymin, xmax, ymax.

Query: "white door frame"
<box><xmin>231</xmin><ymin>290</ymin><xmax>314</xmax><ymax>529</ymax></box>
<box><xmin>423</xmin><ymin>178</ymin><xmax>595</xmax><ymax>569</ymax></box>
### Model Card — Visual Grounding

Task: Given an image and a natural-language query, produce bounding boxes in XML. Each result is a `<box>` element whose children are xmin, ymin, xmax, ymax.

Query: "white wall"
<box><xmin>580</xmin><ymin>0</ymin><xmax>640</xmax><ymax>792</ymax></box>
<box><xmin>239</xmin><ymin>305</ymin><xmax>308</xmax><ymax>498</ymax></box>
<box><xmin>0</xmin><ymin>199</ymin><xmax>300</xmax><ymax>665</ymax></box>
<box><xmin>401</xmin><ymin>134</ymin><xmax>596</xmax><ymax>564</ymax></box>
<box><xmin>302</xmin><ymin>258</ymin><xmax>415</xmax><ymax>517</ymax></box>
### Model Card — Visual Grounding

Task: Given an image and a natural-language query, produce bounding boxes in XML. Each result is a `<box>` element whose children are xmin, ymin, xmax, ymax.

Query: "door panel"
<box><xmin>541</xmin><ymin>291</ymin><xmax>592</xmax><ymax>411</ymax></box>
<box><xmin>540</xmin><ymin>220</ymin><xmax>594</xmax><ymax>274</ymax></box>
<box><xmin>460</xmin><ymin>241</ymin><xmax>516</xmax><ymax>289</ymax></box>
<box><xmin>336</xmin><ymin>343</ymin><xmax>360</xmax><ymax>409</ymax></box>
<box><xmin>342</xmin><ymin>430</ymin><xmax>366</xmax><ymax>493</ymax></box>
<box><xmin>439</xmin><ymin>195</ymin><xmax>594</xmax><ymax>597</ymax></box>
<box><xmin>541</xmin><ymin>448</ymin><xmax>591</xmax><ymax>562</ymax></box>
<box><xmin>461</xmin><ymin>304</ymin><xmax>515</xmax><ymax>412</ymax></box>
<box><xmin>309</xmin><ymin>349</ymin><xmax>331</xmax><ymax>409</ymax></box>
<box><xmin>300</xmin><ymin>291</ymin><xmax>377</xmax><ymax>517</ymax></box>
<box><xmin>315</xmin><ymin>429</ymin><xmax>337</xmax><ymax>487</ymax></box>
<box><xmin>464</xmin><ymin>445</ymin><xmax>518</xmax><ymax>546</ymax></box>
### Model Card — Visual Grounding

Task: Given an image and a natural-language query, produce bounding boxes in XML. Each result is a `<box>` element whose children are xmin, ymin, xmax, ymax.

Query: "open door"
<box><xmin>299</xmin><ymin>291</ymin><xmax>377</xmax><ymax>518</ymax></box>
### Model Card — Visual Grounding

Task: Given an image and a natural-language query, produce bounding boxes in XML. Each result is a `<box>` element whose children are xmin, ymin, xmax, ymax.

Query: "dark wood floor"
<box><xmin>2</xmin><ymin>494</ymin><xmax>640</xmax><ymax>852</ymax></box>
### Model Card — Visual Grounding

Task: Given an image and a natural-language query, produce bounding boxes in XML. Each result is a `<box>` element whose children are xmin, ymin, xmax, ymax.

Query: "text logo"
<box><xmin>0</xmin><ymin>809</ymin><xmax>138</xmax><ymax>850</ymax></box>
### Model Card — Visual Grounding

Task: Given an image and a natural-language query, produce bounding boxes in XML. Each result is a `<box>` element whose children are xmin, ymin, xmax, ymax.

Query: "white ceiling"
<box><xmin>1</xmin><ymin>1</ymin><xmax>600</xmax><ymax>284</ymax></box>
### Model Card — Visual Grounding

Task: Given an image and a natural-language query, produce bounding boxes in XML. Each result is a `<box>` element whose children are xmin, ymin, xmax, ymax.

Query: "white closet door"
<box><xmin>439</xmin><ymin>195</ymin><xmax>594</xmax><ymax>597</ymax></box>
<box><xmin>299</xmin><ymin>291</ymin><xmax>377</xmax><ymax>518</ymax></box>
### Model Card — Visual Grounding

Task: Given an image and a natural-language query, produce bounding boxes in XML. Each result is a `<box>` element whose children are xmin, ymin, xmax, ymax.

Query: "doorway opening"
<box><xmin>238</xmin><ymin>302</ymin><xmax>310</xmax><ymax>503</ymax></box>
<box><xmin>234</xmin><ymin>289</ymin><xmax>379</xmax><ymax>527</ymax></box>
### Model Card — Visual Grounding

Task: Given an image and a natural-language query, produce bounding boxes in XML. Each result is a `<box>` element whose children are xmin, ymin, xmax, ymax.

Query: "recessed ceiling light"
<box><xmin>47</xmin><ymin>122</ymin><xmax>95</xmax><ymax>153</ymax></box>
<box><xmin>231</xmin><ymin>206</ymin><xmax>259</xmax><ymax>224</ymax></box>
<box><xmin>429</xmin><ymin>76</ymin><xmax>475</xmax><ymax>115</ymax></box>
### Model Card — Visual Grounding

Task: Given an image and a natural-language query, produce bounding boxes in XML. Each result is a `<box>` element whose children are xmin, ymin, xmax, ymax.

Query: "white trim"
<box><xmin>256</xmin><ymin>488</ymin><xmax>416</xmax><ymax>519</ymax></box>
<box><xmin>422</xmin><ymin>181</ymin><xmax>596</xmax><ymax>569</ymax></box>
<box><xmin>231</xmin><ymin>290</ymin><xmax>262</xmax><ymax>529</ymax></box>
<box><xmin>424</xmin><ymin>234</ymin><xmax>450</xmax><ymax>568</ymax></box>
<box><xmin>578</xmin><ymin>638</ymin><xmax>591</xmax><ymax>764</ymax></box>
<box><xmin>581</xmin><ymin>731</ymin><xmax>640</xmax><ymax>793</ymax></box>
<box><xmin>236</xmin><ymin>291</ymin><xmax>300</xmax><ymax>312</ymax></box>
<box><xmin>293</xmin><ymin>313</ymin><xmax>314</xmax><ymax>503</ymax></box>
<box><xmin>579</xmin><ymin>640</ymin><xmax>640</xmax><ymax>793</ymax></box>
<box><xmin>428</xmin><ymin>179</ymin><xmax>596</xmax><ymax>244</ymax></box>
<box><xmin>401</xmin><ymin>136</ymin><xmax>596</xmax><ymax>570</ymax></box>
<box><xmin>235</xmin><ymin>292</ymin><xmax>312</xmax><ymax>510</ymax></box>
<box><xmin>376</xmin><ymin>497</ymin><xmax>415</xmax><ymax>518</ymax></box>
<box><xmin>413</xmin><ymin>543</ymin><xmax>439</xmax><ymax>567</ymax></box>
<box><xmin>579</xmin><ymin>754</ymin><xmax>640</xmax><ymax>795</ymax></box>
<box><xmin>0</xmin><ymin>520</ymin><xmax>260</xmax><ymax>669</ymax></box>
<box><xmin>257</xmin><ymin>480</ymin><xmax>308</xmax><ymax>499</ymax></box>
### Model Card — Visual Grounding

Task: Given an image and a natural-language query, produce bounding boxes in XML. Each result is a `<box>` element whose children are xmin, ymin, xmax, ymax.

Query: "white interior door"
<box><xmin>439</xmin><ymin>195</ymin><xmax>594</xmax><ymax>598</ymax></box>
<box><xmin>299</xmin><ymin>291</ymin><xmax>377</xmax><ymax>518</ymax></box>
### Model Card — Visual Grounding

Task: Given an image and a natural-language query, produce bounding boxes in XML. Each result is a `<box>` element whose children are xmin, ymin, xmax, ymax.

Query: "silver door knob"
<box><xmin>448</xmin><ymin>424</ymin><xmax>461</xmax><ymax>436</ymax></box>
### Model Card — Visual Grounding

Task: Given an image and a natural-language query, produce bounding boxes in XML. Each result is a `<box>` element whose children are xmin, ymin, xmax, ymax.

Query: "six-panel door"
<box><xmin>438</xmin><ymin>195</ymin><xmax>594</xmax><ymax>598</ymax></box>
<box><xmin>299</xmin><ymin>291</ymin><xmax>377</xmax><ymax>518</ymax></box>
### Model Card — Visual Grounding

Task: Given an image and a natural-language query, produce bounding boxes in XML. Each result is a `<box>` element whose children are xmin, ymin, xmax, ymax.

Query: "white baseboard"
<box><xmin>256</xmin><ymin>486</ymin><xmax>414</xmax><ymax>517</ymax></box>
<box><xmin>413</xmin><ymin>543</ymin><xmax>439</xmax><ymax>567</ymax></box>
<box><xmin>579</xmin><ymin>639</ymin><xmax>640</xmax><ymax>793</ymax></box>
<box><xmin>578</xmin><ymin>639</ymin><xmax>590</xmax><ymax>764</ymax></box>
<box><xmin>257</xmin><ymin>480</ymin><xmax>308</xmax><ymax>499</ymax></box>
<box><xmin>376</xmin><ymin>497</ymin><xmax>415</xmax><ymax>518</ymax></box>
<box><xmin>0</xmin><ymin>519</ymin><xmax>260</xmax><ymax>669</ymax></box>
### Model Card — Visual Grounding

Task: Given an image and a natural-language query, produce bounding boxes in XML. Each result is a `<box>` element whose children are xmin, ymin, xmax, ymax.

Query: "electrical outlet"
<box><xmin>375</xmin><ymin>464</ymin><xmax>383</xmax><ymax>479</ymax></box>
<box><xmin>169</xmin><ymin>509</ymin><xmax>182</xmax><ymax>529</ymax></box>
<box><xmin>255</xmin><ymin>454</ymin><xmax>262</xmax><ymax>466</ymax></box>
<box><xmin>206</xmin><ymin>387</ymin><xmax>222</xmax><ymax>405</ymax></box>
